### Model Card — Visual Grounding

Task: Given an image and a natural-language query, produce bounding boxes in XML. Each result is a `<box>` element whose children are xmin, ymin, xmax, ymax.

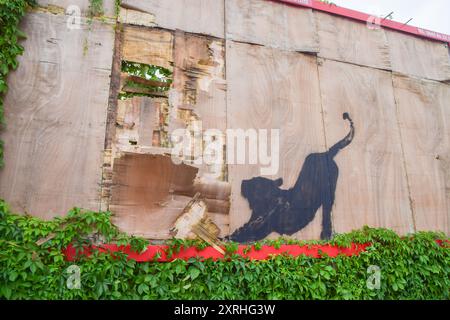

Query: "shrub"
<box><xmin>0</xmin><ymin>199</ymin><xmax>448</xmax><ymax>300</ymax></box>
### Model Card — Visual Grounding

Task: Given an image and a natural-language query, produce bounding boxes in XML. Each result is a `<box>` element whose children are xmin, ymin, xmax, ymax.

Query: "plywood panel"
<box><xmin>170</xmin><ymin>31</ymin><xmax>228</xmax><ymax>181</ymax></box>
<box><xmin>118</xmin><ymin>7</ymin><xmax>156</xmax><ymax>28</ymax></box>
<box><xmin>226</xmin><ymin>0</ymin><xmax>318</xmax><ymax>52</ymax></box>
<box><xmin>110</xmin><ymin>153</ymin><xmax>229</xmax><ymax>238</ymax></box>
<box><xmin>226</xmin><ymin>41</ymin><xmax>326</xmax><ymax>240</ymax></box>
<box><xmin>172</xmin><ymin>31</ymin><xmax>227</xmax><ymax>131</ymax></box>
<box><xmin>0</xmin><ymin>13</ymin><xmax>114</xmax><ymax>218</ymax></box>
<box><xmin>120</xmin><ymin>0</ymin><xmax>224</xmax><ymax>38</ymax></box>
<box><xmin>318</xmin><ymin>59</ymin><xmax>414</xmax><ymax>235</ymax></box>
<box><xmin>122</xmin><ymin>25</ymin><xmax>173</xmax><ymax>71</ymax></box>
<box><xmin>37</xmin><ymin>0</ymin><xmax>116</xmax><ymax>17</ymax></box>
<box><xmin>110</xmin><ymin>153</ymin><xmax>197</xmax><ymax>238</ymax></box>
<box><xmin>315</xmin><ymin>11</ymin><xmax>391</xmax><ymax>70</ymax></box>
<box><xmin>387</xmin><ymin>31</ymin><xmax>450</xmax><ymax>82</ymax></box>
<box><xmin>111</xmin><ymin>28</ymin><xmax>230</xmax><ymax>239</ymax></box>
<box><xmin>115</xmin><ymin>97</ymin><xmax>159</xmax><ymax>148</ymax></box>
<box><xmin>393</xmin><ymin>75</ymin><xmax>450</xmax><ymax>233</ymax></box>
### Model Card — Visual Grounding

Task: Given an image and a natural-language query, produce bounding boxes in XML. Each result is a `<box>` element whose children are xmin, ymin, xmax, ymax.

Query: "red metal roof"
<box><xmin>272</xmin><ymin>0</ymin><xmax>450</xmax><ymax>45</ymax></box>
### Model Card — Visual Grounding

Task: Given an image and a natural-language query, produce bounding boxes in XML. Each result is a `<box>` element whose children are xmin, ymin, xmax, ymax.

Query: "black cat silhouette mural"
<box><xmin>229</xmin><ymin>113</ymin><xmax>355</xmax><ymax>242</ymax></box>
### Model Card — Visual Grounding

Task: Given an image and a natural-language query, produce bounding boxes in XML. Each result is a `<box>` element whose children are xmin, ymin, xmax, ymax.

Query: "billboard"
<box><xmin>1</xmin><ymin>0</ymin><xmax>449</xmax><ymax>241</ymax></box>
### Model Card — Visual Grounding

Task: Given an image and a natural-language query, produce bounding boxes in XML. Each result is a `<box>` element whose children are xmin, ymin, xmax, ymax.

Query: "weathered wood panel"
<box><xmin>0</xmin><ymin>13</ymin><xmax>114</xmax><ymax>218</ymax></box>
<box><xmin>110</xmin><ymin>153</ymin><xmax>229</xmax><ymax>238</ymax></box>
<box><xmin>172</xmin><ymin>31</ymin><xmax>227</xmax><ymax>131</ymax></box>
<box><xmin>318</xmin><ymin>58</ymin><xmax>414</xmax><ymax>235</ymax></box>
<box><xmin>110</xmin><ymin>27</ymin><xmax>230</xmax><ymax>239</ymax></box>
<box><xmin>118</xmin><ymin>7</ymin><xmax>156</xmax><ymax>28</ymax></box>
<box><xmin>37</xmin><ymin>0</ymin><xmax>116</xmax><ymax>17</ymax></box>
<box><xmin>115</xmin><ymin>97</ymin><xmax>159</xmax><ymax>148</ymax></box>
<box><xmin>226</xmin><ymin>41</ymin><xmax>326</xmax><ymax>240</ymax></box>
<box><xmin>171</xmin><ymin>31</ymin><xmax>227</xmax><ymax>181</ymax></box>
<box><xmin>315</xmin><ymin>11</ymin><xmax>391</xmax><ymax>70</ymax></box>
<box><xmin>120</xmin><ymin>0</ymin><xmax>224</xmax><ymax>38</ymax></box>
<box><xmin>393</xmin><ymin>75</ymin><xmax>450</xmax><ymax>233</ymax></box>
<box><xmin>121</xmin><ymin>25</ymin><xmax>173</xmax><ymax>71</ymax></box>
<box><xmin>387</xmin><ymin>30</ymin><xmax>450</xmax><ymax>82</ymax></box>
<box><xmin>226</xmin><ymin>0</ymin><xmax>318</xmax><ymax>52</ymax></box>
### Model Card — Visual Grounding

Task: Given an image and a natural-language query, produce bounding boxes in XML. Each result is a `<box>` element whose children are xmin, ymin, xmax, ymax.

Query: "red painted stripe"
<box><xmin>63</xmin><ymin>239</ymin><xmax>449</xmax><ymax>262</ymax></box>
<box><xmin>63</xmin><ymin>243</ymin><xmax>370</xmax><ymax>262</ymax></box>
<box><xmin>271</xmin><ymin>0</ymin><xmax>450</xmax><ymax>45</ymax></box>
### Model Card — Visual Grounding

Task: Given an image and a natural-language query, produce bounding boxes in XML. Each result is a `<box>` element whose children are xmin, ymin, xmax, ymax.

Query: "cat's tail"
<box><xmin>328</xmin><ymin>112</ymin><xmax>354</xmax><ymax>158</ymax></box>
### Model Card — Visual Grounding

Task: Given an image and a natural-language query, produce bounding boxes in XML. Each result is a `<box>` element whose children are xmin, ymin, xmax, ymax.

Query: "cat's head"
<box><xmin>241</xmin><ymin>176</ymin><xmax>283</xmax><ymax>210</ymax></box>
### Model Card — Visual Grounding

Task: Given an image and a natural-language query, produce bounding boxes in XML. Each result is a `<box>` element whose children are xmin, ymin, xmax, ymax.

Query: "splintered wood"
<box><xmin>108</xmin><ymin>25</ymin><xmax>230</xmax><ymax>240</ymax></box>
<box><xmin>171</xmin><ymin>193</ymin><xmax>224</xmax><ymax>253</ymax></box>
<box><xmin>122</xmin><ymin>26</ymin><xmax>173</xmax><ymax>71</ymax></box>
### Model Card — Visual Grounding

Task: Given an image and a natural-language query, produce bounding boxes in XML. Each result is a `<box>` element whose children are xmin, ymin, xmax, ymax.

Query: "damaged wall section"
<box><xmin>103</xmin><ymin>24</ymin><xmax>230</xmax><ymax>240</ymax></box>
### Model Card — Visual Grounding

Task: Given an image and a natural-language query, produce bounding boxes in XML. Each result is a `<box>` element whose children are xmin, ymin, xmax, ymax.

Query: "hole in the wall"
<box><xmin>118</xmin><ymin>60</ymin><xmax>173</xmax><ymax>100</ymax></box>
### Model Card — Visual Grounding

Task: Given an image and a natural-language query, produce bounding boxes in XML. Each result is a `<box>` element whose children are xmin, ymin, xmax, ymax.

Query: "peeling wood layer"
<box><xmin>101</xmin><ymin>19</ymin><xmax>123</xmax><ymax>212</ymax></box>
<box><xmin>121</xmin><ymin>25</ymin><xmax>174</xmax><ymax>71</ymax></box>
<box><xmin>105</xmin><ymin>24</ymin><xmax>230</xmax><ymax>239</ymax></box>
<box><xmin>120</xmin><ymin>0</ymin><xmax>225</xmax><ymax>38</ymax></box>
<box><xmin>110</xmin><ymin>153</ymin><xmax>229</xmax><ymax>239</ymax></box>
<box><xmin>115</xmin><ymin>97</ymin><xmax>158</xmax><ymax>147</ymax></box>
<box><xmin>118</xmin><ymin>8</ymin><xmax>156</xmax><ymax>27</ymax></box>
<box><xmin>37</xmin><ymin>0</ymin><xmax>116</xmax><ymax>17</ymax></box>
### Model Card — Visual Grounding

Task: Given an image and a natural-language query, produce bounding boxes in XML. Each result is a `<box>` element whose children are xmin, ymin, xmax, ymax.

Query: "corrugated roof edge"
<box><xmin>272</xmin><ymin>0</ymin><xmax>450</xmax><ymax>45</ymax></box>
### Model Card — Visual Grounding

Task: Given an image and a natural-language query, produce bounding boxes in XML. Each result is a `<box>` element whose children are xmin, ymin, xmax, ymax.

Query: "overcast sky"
<box><xmin>331</xmin><ymin>0</ymin><xmax>450</xmax><ymax>34</ymax></box>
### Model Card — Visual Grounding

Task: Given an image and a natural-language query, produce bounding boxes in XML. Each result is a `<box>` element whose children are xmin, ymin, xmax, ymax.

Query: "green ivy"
<box><xmin>0</xmin><ymin>199</ymin><xmax>448</xmax><ymax>300</ymax></box>
<box><xmin>119</xmin><ymin>61</ymin><xmax>173</xmax><ymax>100</ymax></box>
<box><xmin>88</xmin><ymin>0</ymin><xmax>104</xmax><ymax>18</ymax></box>
<box><xmin>0</xmin><ymin>0</ymin><xmax>35</xmax><ymax>167</ymax></box>
<box><xmin>121</xmin><ymin>60</ymin><xmax>172</xmax><ymax>82</ymax></box>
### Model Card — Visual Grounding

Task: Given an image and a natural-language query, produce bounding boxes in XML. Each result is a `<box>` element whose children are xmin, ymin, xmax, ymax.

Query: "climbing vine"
<box><xmin>0</xmin><ymin>0</ymin><xmax>35</xmax><ymax>167</ymax></box>
<box><xmin>0</xmin><ymin>199</ymin><xmax>448</xmax><ymax>300</ymax></box>
<box><xmin>88</xmin><ymin>0</ymin><xmax>104</xmax><ymax>18</ymax></box>
<box><xmin>119</xmin><ymin>60</ymin><xmax>173</xmax><ymax>100</ymax></box>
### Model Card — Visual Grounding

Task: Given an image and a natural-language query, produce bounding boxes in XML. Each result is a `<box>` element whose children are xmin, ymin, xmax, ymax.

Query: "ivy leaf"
<box><xmin>2</xmin><ymin>287</ymin><xmax>12</xmax><ymax>299</ymax></box>
<box><xmin>0</xmin><ymin>64</ymin><xmax>8</xmax><ymax>75</ymax></box>
<box><xmin>9</xmin><ymin>271</ymin><xmax>18</xmax><ymax>281</ymax></box>
<box><xmin>188</xmin><ymin>267</ymin><xmax>200</xmax><ymax>280</ymax></box>
<box><xmin>137</xmin><ymin>283</ymin><xmax>149</xmax><ymax>295</ymax></box>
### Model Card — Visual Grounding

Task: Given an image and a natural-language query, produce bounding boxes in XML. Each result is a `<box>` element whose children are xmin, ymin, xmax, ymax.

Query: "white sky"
<box><xmin>331</xmin><ymin>0</ymin><xmax>450</xmax><ymax>34</ymax></box>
